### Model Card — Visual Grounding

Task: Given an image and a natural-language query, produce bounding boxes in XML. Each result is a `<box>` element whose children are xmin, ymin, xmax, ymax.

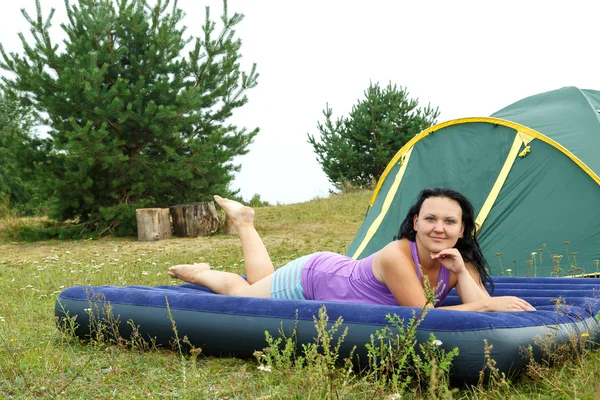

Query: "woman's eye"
<box><xmin>425</xmin><ymin>217</ymin><xmax>435</xmax><ymax>222</ymax></box>
<box><xmin>446</xmin><ymin>220</ymin><xmax>456</xmax><ymax>224</ymax></box>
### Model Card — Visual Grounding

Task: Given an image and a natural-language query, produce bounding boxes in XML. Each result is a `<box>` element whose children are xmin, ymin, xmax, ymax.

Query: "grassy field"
<box><xmin>0</xmin><ymin>190</ymin><xmax>599</xmax><ymax>399</ymax></box>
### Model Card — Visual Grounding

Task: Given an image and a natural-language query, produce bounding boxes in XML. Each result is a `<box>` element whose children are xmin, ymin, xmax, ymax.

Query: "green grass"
<box><xmin>1</xmin><ymin>190</ymin><xmax>599</xmax><ymax>399</ymax></box>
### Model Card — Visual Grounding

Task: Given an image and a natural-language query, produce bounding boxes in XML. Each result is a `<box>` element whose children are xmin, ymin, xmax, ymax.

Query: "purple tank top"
<box><xmin>409</xmin><ymin>241</ymin><xmax>450</xmax><ymax>306</ymax></box>
<box><xmin>301</xmin><ymin>242</ymin><xmax>451</xmax><ymax>307</ymax></box>
<box><xmin>301</xmin><ymin>252</ymin><xmax>398</xmax><ymax>305</ymax></box>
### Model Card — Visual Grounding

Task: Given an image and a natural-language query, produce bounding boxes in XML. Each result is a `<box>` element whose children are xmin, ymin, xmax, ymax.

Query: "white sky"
<box><xmin>1</xmin><ymin>1</ymin><xmax>598</xmax><ymax>204</ymax></box>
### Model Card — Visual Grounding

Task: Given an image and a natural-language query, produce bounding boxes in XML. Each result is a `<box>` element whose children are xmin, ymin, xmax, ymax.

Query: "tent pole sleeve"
<box><xmin>351</xmin><ymin>147</ymin><xmax>414</xmax><ymax>259</ymax></box>
<box><xmin>475</xmin><ymin>133</ymin><xmax>524</xmax><ymax>230</ymax></box>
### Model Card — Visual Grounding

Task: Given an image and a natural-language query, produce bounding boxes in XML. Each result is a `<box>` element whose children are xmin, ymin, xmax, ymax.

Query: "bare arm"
<box><xmin>430</xmin><ymin>249</ymin><xmax>535</xmax><ymax>311</ymax></box>
<box><xmin>455</xmin><ymin>263</ymin><xmax>490</xmax><ymax>303</ymax></box>
<box><xmin>376</xmin><ymin>244</ymin><xmax>430</xmax><ymax>308</ymax></box>
<box><xmin>435</xmin><ymin>296</ymin><xmax>535</xmax><ymax>312</ymax></box>
<box><xmin>430</xmin><ymin>249</ymin><xmax>489</xmax><ymax>303</ymax></box>
<box><xmin>376</xmin><ymin>243</ymin><xmax>535</xmax><ymax>312</ymax></box>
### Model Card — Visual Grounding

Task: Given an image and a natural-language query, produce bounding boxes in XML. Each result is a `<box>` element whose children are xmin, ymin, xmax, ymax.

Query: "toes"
<box><xmin>214</xmin><ymin>195</ymin><xmax>225</xmax><ymax>206</ymax></box>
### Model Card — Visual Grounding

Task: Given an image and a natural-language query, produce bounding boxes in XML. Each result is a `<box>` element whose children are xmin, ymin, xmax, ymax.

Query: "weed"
<box><xmin>257</xmin><ymin>306</ymin><xmax>358</xmax><ymax>399</ymax></box>
<box><xmin>366</xmin><ymin>313</ymin><xmax>458</xmax><ymax>398</ymax></box>
<box><xmin>165</xmin><ymin>296</ymin><xmax>185</xmax><ymax>356</ymax></box>
<box><xmin>498</xmin><ymin>241</ymin><xmax>595</xmax><ymax>278</ymax></box>
<box><xmin>414</xmin><ymin>334</ymin><xmax>459</xmax><ymax>398</ymax></box>
<box><xmin>476</xmin><ymin>339</ymin><xmax>510</xmax><ymax>392</ymax></box>
<box><xmin>495</xmin><ymin>252</ymin><xmax>506</xmax><ymax>276</ymax></box>
<box><xmin>0</xmin><ymin>334</ymin><xmax>31</xmax><ymax>392</ymax></box>
<box><xmin>255</xmin><ymin>304</ymin><xmax>460</xmax><ymax>399</ymax></box>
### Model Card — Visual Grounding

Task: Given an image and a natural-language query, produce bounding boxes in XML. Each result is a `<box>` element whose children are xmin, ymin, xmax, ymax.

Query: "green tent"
<box><xmin>347</xmin><ymin>86</ymin><xmax>600</xmax><ymax>277</ymax></box>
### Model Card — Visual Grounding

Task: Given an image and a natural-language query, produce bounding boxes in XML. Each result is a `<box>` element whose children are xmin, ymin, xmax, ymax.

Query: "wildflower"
<box><xmin>10</xmin><ymin>338</ymin><xmax>15</xmax><ymax>342</ymax></box>
<box><xmin>141</xmin><ymin>271</ymin><xmax>149</xmax><ymax>276</ymax></box>
<box><xmin>581</xmin><ymin>333</ymin><xmax>590</xmax><ymax>338</ymax></box>
<box><xmin>100</xmin><ymin>366</ymin><xmax>113</xmax><ymax>374</ymax></box>
<box><xmin>506</xmin><ymin>269</ymin><xmax>512</xmax><ymax>273</ymax></box>
<box><xmin>0</xmin><ymin>316</ymin><xmax>5</xmax><ymax>323</ymax></box>
<box><xmin>531</xmin><ymin>252</ymin><xmax>537</xmax><ymax>256</ymax></box>
<box><xmin>432</xmin><ymin>339</ymin><xmax>443</xmax><ymax>346</ymax></box>
<box><xmin>257</xmin><ymin>365</ymin><xmax>272</xmax><ymax>372</ymax></box>
<box><xmin>190</xmin><ymin>347</ymin><xmax>202</xmax><ymax>356</ymax></box>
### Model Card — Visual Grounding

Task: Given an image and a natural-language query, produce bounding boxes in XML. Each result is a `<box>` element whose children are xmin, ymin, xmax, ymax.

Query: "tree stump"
<box><xmin>136</xmin><ymin>208</ymin><xmax>172</xmax><ymax>241</ymax></box>
<box><xmin>170</xmin><ymin>202</ymin><xmax>220</xmax><ymax>238</ymax></box>
<box><xmin>223</xmin><ymin>215</ymin><xmax>237</xmax><ymax>235</ymax></box>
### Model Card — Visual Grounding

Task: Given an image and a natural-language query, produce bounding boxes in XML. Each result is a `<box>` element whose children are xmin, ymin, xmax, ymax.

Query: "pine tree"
<box><xmin>0</xmin><ymin>91</ymin><xmax>46</xmax><ymax>215</ymax></box>
<box><xmin>0</xmin><ymin>0</ymin><xmax>258</xmax><ymax>230</ymax></box>
<box><xmin>308</xmin><ymin>82</ymin><xmax>439</xmax><ymax>189</ymax></box>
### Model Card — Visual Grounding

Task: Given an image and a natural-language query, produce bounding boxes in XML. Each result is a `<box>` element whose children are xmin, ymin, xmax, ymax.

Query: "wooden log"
<box><xmin>135</xmin><ymin>208</ymin><xmax>172</xmax><ymax>241</ymax></box>
<box><xmin>170</xmin><ymin>202</ymin><xmax>220</xmax><ymax>238</ymax></box>
<box><xmin>223</xmin><ymin>214</ymin><xmax>237</xmax><ymax>235</ymax></box>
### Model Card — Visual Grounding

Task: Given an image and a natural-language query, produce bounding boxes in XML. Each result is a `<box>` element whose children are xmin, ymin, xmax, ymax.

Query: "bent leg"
<box><xmin>233</xmin><ymin>274</ymin><xmax>274</xmax><ymax>298</ymax></box>
<box><xmin>214</xmin><ymin>195</ymin><xmax>274</xmax><ymax>284</ymax></box>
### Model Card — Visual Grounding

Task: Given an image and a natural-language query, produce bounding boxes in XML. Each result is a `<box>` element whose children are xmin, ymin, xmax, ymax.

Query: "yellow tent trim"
<box><xmin>369</xmin><ymin>117</ymin><xmax>600</xmax><ymax>207</ymax></box>
<box><xmin>518</xmin><ymin>131</ymin><xmax>534</xmax><ymax>146</ymax></box>
<box><xmin>352</xmin><ymin>147</ymin><xmax>414</xmax><ymax>259</ymax></box>
<box><xmin>474</xmin><ymin>132</ymin><xmax>524</xmax><ymax>229</ymax></box>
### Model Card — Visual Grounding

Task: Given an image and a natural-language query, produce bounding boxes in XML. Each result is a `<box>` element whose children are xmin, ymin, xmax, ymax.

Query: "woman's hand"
<box><xmin>430</xmin><ymin>248</ymin><xmax>467</xmax><ymax>275</ymax></box>
<box><xmin>437</xmin><ymin>296</ymin><xmax>536</xmax><ymax>312</ymax></box>
<box><xmin>481</xmin><ymin>296</ymin><xmax>536</xmax><ymax>312</ymax></box>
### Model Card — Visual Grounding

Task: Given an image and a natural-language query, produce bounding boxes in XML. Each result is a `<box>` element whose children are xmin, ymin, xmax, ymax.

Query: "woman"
<box><xmin>168</xmin><ymin>188</ymin><xmax>535</xmax><ymax>312</ymax></box>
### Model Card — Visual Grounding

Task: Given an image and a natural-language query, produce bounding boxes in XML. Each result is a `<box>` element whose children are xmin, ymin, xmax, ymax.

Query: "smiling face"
<box><xmin>413</xmin><ymin>196</ymin><xmax>464</xmax><ymax>252</ymax></box>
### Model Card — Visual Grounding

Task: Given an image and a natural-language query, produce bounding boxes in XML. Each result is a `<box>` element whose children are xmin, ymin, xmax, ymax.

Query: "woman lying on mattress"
<box><xmin>168</xmin><ymin>187</ymin><xmax>535</xmax><ymax>312</ymax></box>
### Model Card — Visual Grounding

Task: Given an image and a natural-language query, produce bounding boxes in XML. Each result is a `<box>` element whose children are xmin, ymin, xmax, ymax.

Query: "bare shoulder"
<box><xmin>373</xmin><ymin>239</ymin><xmax>415</xmax><ymax>281</ymax></box>
<box><xmin>373</xmin><ymin>239</ymin><xmax>428</xmax><ymax>307</ymax></box>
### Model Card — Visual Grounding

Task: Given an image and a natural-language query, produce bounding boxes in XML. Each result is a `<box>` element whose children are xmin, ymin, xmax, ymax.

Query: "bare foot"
<box><xmin>168</xmin><ymin>263</ymin><xmax>211</xmax><ymax>283</ymax></box>
<box><xmin>214</xmin><ymin>195</ymin><xmax>255</xmax><ymax>226</ymax></box>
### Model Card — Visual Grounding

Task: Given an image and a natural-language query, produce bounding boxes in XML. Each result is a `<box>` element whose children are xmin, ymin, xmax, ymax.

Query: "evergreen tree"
<box><xmin>308</xmin><ymin>83</ymin><xmax>439</xmax><ymax>189</ymax></box>
<box><xmin>0</xmin><ymin>0</ymin><xmax>258</xmax><ymax>230</ymax></box>
<box><xmin>0</xmin><ymin>91</ymin><xmax>47</xmax><ymax>214</ymax></box>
